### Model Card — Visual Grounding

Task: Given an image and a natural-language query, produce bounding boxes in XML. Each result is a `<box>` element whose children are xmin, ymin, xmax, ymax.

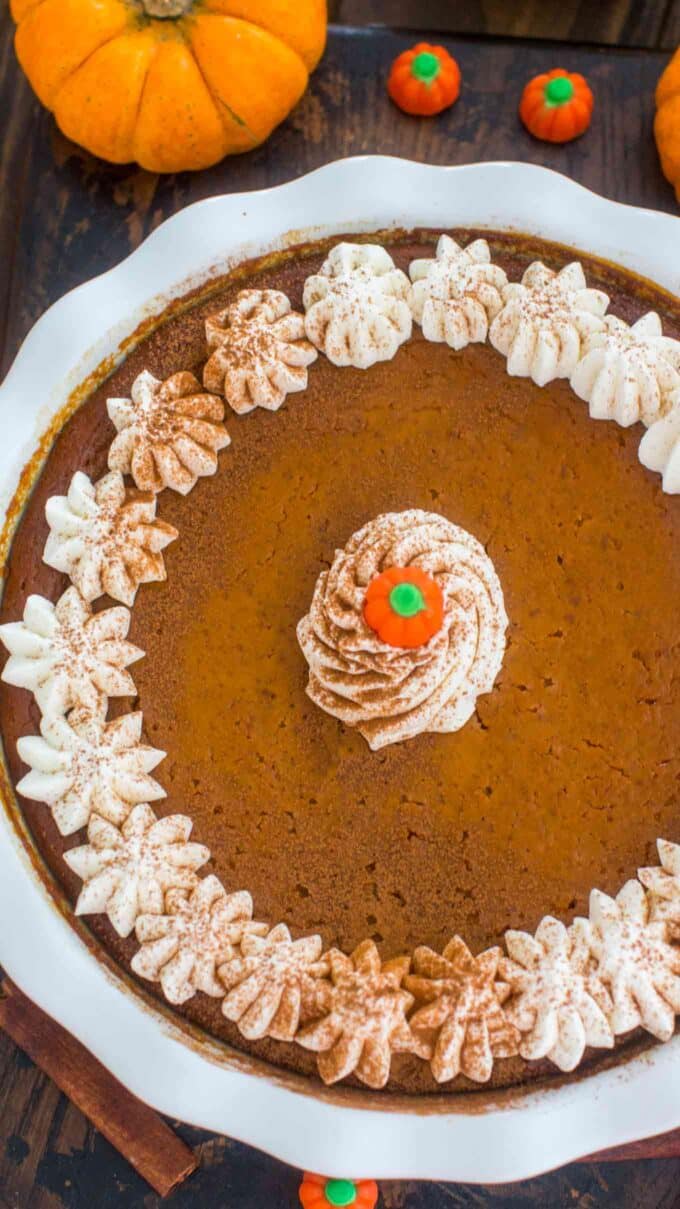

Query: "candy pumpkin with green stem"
<box><xmin>299</xmin><ymin>1173</ymin><xmax>379</xmax><ymax>1209</ymax></box>
<box><xmin>519</xmin><ymin>68</ymin><xmax>593</xmax><ymax>143</ymax></box>
<box><xmin>387</xmin><ymin>42</ymin><xmax>461</xmax><ymax>116</ymax></box>
<box><xmin>364</xmin><ymin>566</ymin><xmax>444</xmax><ymax>649</ymax></box>
<box><xmin>10</xmin><ymin>0</ymin><xmax>327</xmax><ymax>172</ymax></box>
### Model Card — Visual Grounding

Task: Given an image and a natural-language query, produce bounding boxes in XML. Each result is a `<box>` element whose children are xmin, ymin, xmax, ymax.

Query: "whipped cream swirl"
<box><xmin>44</xmin><ymin>470</ymin><xmax>178</xmax><ymax>606</ymax></box>
<box><xmin>639</xmin><ymin>839</ymin><xmax>680</xmax><ymax>935</ymax></box>
<box><xmin>64</xmin><ymin>803</ymin><xmax>210</xmax><ymax>938</ymax></box>
<box><xmin>500</xmin><ymin>917</ymin><xmax>613</xmax><ymax>1072</ymax></box>
<box><xmin>107</xmin><ymin>369</ymin><xmax>230</xmax><ymax>495</ymax></box>
<box><xmin>408</xmin><ymin>236</ymin><xmax>508</xmax><ymax>350</ymax></box>
<box><xmin>303</xmin><ymin>243</ymin><xmax>412</xmax><ymax>369</ymax></box>
<box><xmin>570</xmin><ymin>312</ymin><xmax>680</xmax><ymax>427</ymax></box>
<box><xmin>132</xmin><ymin>876</ymin><xmax>267</xmax><ymax>1005</ymax></box>
<box><xmin>16</xmin><ymin>706</ymin><xmax>166</xmax><ymax>835</ymax></box>
<box><xmin>584</xmin><ymin>880</ymin><xmax>680</xmax><ymax>1041</ymax></box>
<box><xmin>638</xmin><ymin>400</ymin><xmax>680</xmax><ymax>493</ymax></box>
<box><xmin>203</xmin><ymin>289</ymin><xmax>317</xmax><ymax>413</ymax></box>
<box><xmin>297</xmin><ymin>510</ymin><xmax>508</xmax><ymax>750</ymax></box>
<box><xmin>0</xmin><ymin>587</ymin><xmax>142</xmax><ymax>718</ymax></box>
<box><xmin>489</xmin><ymin>261</ymin><xmax>609</xmax><ymax>386</ymax></box>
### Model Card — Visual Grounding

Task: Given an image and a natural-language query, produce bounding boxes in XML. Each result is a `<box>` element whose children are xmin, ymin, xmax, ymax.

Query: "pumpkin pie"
<box><xmin>1</xmin><ymin>228</ymin><xmax>679</xmax><ymax>1094</ymax></box>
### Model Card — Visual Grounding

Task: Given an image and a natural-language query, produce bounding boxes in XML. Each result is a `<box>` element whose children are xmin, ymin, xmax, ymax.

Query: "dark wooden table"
<box><xmin>2</xmin><ymin>7</ymin><xmax>680</xmax><ymax>1207</ymax></box>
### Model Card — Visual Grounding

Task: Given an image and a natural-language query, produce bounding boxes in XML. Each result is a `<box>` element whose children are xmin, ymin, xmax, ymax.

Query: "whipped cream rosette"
<box><xmin>638</xmin><ymin>399</ymin><xmax>680</xmax><ymax>493</ymax></box>
<box><xmin>639</xmin><ymin>840</ymin><xmax>680</xmax><ymax>935</ymax></box>
<box><xmin>570</xmin><ymin>312</ymin><xmax>680</xmax><ymax>427</ymax></box>
<box><xmin>107</xmin><ymin>370</ymin><xmax>230</xmax><ymax>495</ymax></box>
<box><xmin>44</xmin><ymin>470</ymin><xmax>178</xmax><ymax>606</ymax></box>
<box><xmin>15</xmin><ymin>706</ymin><xmax>166</xmax><ymax>836</ymax></box>
<box><xmin>220</xmin><ymin>923</ymin><xmax>329</xmax><ymax>1042</ymax></box>
<box><xmin>132</xmin><ymin>876</ymin><xmax>267</xmax><ymax>1005</ymax></box>
<box><xmin>408</xmin><ymin>236</ymin><xmax>507</xmax><ymax>349</ymax></box>
<box><xmin>303</xmin><ymin>242</ymin><xmax>412</xmax><ymax>369</ymax></box>
<box><xmin>405</xmin><ymin>937</ymin><xmax>520</xmax><ymax>1084</ymax></box>
<box><xmin>0</xmin><ymin>587</ymin><xmax>142</xmax><ymax>718</ymax></box>
<box><xmin>499</xmin><ymin>916</ymin><xmax>613</xmax><ymax>1072</ymax></box>
<box><xmin>64</xmin><ymin>804</ymin><xmax>210</xmax><ymax>938</ymax></box>
<box><xmin>583</xmin><ymin>880</ymin><xmax>680</xmax><ymax>1041</ymax></box>
<box><xmin>203</xmin><ymin>289</ymin><xmax>317</xmax><ymax>414</ymax></box>
<box><xmin>297</xmin><ymin>509</ymin><xmax>508</xmax><ymax>750</ymax></box>
<box><xmin>296</xmin><ymin>940</ymin><xmax>427</xmax><ymax>1089</ymax></box>
<box><xmin>489</xmin><ymin>261</ymin><xmax>609</xmax><ymax>386</ymax></box>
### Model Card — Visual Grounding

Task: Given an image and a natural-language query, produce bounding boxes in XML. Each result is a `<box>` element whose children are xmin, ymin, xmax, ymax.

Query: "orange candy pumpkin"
<box><xmin>363</xmin><ymin>566</ymin><xmax>444</xmax><ymax>649</ymax></box>
<box><xmin>299</xmin><ymin>1173</ymin><xmax>379</xmax><ymax>1209</ymax></box>
<box><xmin>519</xmin><ymin>69</ymin><xmax>593</xmax><ymax>143</ymax></box>
<box><xmin>387</xmin><ymin>42</ymin><xmax>461</xmax><ymax>116</ymax></box>
<box><xmin>10</xmin><ymin>0</ymin><xmax>327</xmax><ymax>172</ymax></box>
<box><xmin>655</xmin><ymin>48</ymin><xmax>680</xmax><ymax>204</ymax></box>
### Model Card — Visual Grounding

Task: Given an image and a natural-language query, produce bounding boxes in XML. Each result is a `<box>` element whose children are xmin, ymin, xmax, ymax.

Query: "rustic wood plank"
<box><xmin>332</xmin><ymin>0</ymin><xmax>671</xmax><ymax>48</ymax></box>
<box><xmin>660</xmin><ymin>0</ymin><xmax>680</xmax><ymax>48</ymax></box>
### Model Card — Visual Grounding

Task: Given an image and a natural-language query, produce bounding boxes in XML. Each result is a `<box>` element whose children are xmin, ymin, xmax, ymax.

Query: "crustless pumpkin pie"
<box><xmin>1</xmin><ymin>229</ymin><xmax>679</xmax><ymax>1094</ymax></box>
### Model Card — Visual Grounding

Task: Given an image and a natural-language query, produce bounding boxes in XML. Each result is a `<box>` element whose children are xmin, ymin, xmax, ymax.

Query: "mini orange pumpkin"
<box><xmin>299</xmin><ymin>1173</ymin><xmax>379</xmax><ymax>1209</ymax></box>
<box><xmin>655</xmin><ymin>48</ymin><xmax>680</xmax><ymax>204</ymax></box>
<box><xmin>387</xmin><ymin>42</ymin><xmax>460</xmax><ymax>116</ymax></box>
<box><xmin>519</xmin><ymin>69</ymin><xmax>593</xmax><ymax>143</ymax></box>
<box><xmin>363</xmin><ymin>565</ymin><xmax>444</xmax><ymax>649</ymax></box>
<box><xmin>10</xmin><ymin>0</ymin><xmax>327</xmax><ymax>172</ymax></box>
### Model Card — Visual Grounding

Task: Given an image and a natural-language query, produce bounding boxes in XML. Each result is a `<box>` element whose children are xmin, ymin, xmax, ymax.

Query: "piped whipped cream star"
<box><xmin>64</xmin><ymin>804</ymin><xmax>210</xmax><ymax>937</ymax></box>
<box><xmin>499</xmin><ymin>916</ymin><xmax>614</xmax><ymax>1072</ymax></box>
<box><xmin>131</xmin><ymin>876</ymin><xmax>267</xmax><ymax>1005</ymax></box>
<box><xmin>489</xmin><ymin>260</ymin><xmax>609</xmax><ymax>386</ymax></box>
<box><xmin>44</xmin><ymin>470</ymin><xmax>178</xmax><ymax>606</ymax></box>
<box><xmin>16</xmin><ymin>707</ymin><xmax>166</xmax><ymax>836</ymax></box>
<box><xmin>639</xmin><ymin>840</ymin><xmax>680</xmax><ymax>936</ymax></box>
<box><xmin>107</xmin><ymin>370</ymin><xmax>230</xmax><ymax>495</ymax></box>
<box><xmin>296</xmin><ymin>939</ymin><xmax>427</xmax><ymax>1088</ymax></box>
<box><xmin>638</xmin><ymin>400</ymin><xmax>680</xmax><ymax>494</ymax></box>
<box><xmin>0</xmin><ymin>587</ymin><xmax>142</xmax><ymax>718</ymax></box>
<box><xmin>570</xmin><ymin>312</ymin><xmax>680</xmax><ymax>427</ymax></box>
<box><xmin>405</xmin><ymin>937</ymin><xmax>520</xmax><ymax>1083</ymax></box>
<box><xmin>408</xmin><ymin>236</ymin><xmax>508</xmax><ymax>350</ymax></box>
<box><xmin>584</xmin><ymin>880</ymin><xmax>680</xmax><ymax>1041</ymax></box>
<box><xmin>303</xmin><ymin>243</ymin><xmax>412</xmax><ymax>369</ymax></box>
<box><xmin>219</xmin><ymin>923</ymin><xmax>329</xmax><ymax>1041</ymax></box>
<box><xmin>203</xmin><ymin>289</ymin><xmax>317</xmax><ymax>414</ymax></box>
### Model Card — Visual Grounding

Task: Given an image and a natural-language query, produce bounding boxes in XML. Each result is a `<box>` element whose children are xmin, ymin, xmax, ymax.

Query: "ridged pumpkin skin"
<box><xmin>655</xmin><ymin>48</ymin><xmax>680</xmax><ymax>205</ymax></box>
<box><xmin>10</xmin><ymin>0</ymin><xmax>327</xmax><ymax>172</ymax></box>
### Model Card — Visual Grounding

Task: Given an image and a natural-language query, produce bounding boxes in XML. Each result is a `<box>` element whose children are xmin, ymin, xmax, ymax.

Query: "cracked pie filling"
<box><xmin>1</xmin><ymin>230</ymin><xmax>680</xmax><ymax>1095</ymax></box>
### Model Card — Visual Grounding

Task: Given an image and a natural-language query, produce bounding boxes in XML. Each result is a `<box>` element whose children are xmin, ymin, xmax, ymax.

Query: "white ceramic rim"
<box><xmin>1</xmin><ymin>158</ymin><xmax>680</xmax><ymax>1184</ymax></box>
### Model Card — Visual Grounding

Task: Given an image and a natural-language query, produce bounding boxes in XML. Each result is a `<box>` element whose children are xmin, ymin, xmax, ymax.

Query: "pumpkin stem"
<box><xmin>141</xmin><ymin>0</ymin><xmax>193</xmax><ymax>16</ymax></box>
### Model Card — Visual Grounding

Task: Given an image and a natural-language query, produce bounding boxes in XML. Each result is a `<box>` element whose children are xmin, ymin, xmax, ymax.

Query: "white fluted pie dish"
<box><xmin>1</xmin><ymin>158</ymin><xmax>679</xmax><ymax>1182</ymax></box>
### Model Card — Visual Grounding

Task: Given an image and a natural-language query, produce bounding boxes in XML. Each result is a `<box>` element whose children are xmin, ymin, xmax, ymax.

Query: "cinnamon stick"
<box><xmin>0</xmin><ymin>976</ymin><xmax>198</xmax><ymax>1197</ymax></box>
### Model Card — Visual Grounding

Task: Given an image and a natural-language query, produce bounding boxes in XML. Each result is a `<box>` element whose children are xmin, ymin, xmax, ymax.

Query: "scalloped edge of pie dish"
<box><xmin>1</xmin><ymin>158</ymin><xmax>680</xmax><ymax>1183</ymax></box>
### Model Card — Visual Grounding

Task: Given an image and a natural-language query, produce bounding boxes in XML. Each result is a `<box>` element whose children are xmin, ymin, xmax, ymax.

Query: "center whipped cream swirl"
<box><xmin>297</xmin><ymin>510</ymin><xmax>508</xmax><ymax>750</ymax></box>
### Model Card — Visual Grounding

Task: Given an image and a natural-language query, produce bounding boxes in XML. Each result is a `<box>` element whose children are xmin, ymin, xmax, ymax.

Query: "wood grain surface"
<box><xmin>329</xmin><ymin>0</ymin><xmax>680</xmax><ymax>49</ymax></box>
<box><xmin>1</xmin><ymin>12</ymin><xmax>680</xmax><ymax>1209</ymax></box>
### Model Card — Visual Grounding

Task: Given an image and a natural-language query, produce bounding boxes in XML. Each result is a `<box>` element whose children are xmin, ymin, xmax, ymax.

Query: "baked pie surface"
<box><xmin>1</xmin><ymin>230</ymin><xmax>679</xmax><ymax>1094</ymax></box>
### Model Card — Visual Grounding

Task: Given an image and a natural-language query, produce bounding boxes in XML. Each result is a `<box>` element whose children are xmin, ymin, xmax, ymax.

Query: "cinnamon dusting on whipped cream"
<box><xmin>297</xmin><ymin>509</ymin><xmax>508</xmax><ymax>750</ymax></box>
